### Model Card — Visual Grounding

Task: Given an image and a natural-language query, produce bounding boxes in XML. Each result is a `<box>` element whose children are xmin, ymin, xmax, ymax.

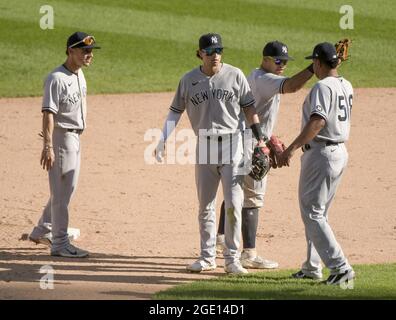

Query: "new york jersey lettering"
<box><xmin>190</xmin><ymin>88</ymin><xmax>235</xmax><ymax>106</ymax></box>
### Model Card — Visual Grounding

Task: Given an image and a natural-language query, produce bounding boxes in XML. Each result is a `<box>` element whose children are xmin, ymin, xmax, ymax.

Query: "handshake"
<box><xmin>249</xmin><ymin>135</ymin><xmax>287</xmax><ymax>181</ymax></box>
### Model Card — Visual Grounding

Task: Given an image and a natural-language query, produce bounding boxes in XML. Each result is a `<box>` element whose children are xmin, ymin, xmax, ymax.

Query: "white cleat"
<box><xmin>240</xmin><ymin>251</ymin><xmax>279</xmax><ymax>269</ymax></box>
<box><xmin>224</xmin><ymin>261</ymin><xmax>248</xmax><ymax>274</ymax></box>
<box><xmin>186</xmin><ymin>259</ymin><xmax>217</xmax><ymax>273</ymax></box>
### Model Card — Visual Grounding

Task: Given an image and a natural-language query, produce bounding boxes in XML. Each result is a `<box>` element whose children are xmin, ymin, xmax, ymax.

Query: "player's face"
<box><xmin>200</xmin><ymin>48</ymin><xmax>223</xmax><ymax>68</ymax></box>
<box><xmin>267</xmin><ymin>57</ymin><xmax>287</xmax><ymax>75</ymax></box>
<box><xmin>70</xmin><ymin>48</ymin><xmax>94</xmax><ymax>67</ymax></box>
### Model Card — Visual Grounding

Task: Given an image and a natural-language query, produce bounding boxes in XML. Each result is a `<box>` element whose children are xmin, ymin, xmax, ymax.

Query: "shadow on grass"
<box><xmin>155</xmin><ymin>265</ymin><xmax>396</xmax><ymax>300</ymax></box>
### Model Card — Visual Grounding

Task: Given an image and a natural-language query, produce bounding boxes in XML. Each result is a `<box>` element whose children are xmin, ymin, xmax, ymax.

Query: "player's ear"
<box><xmin>196</xmin><ymin>50</ymin><xmax>203</xmax><ymax>60</ymax></box>
<box><xmin>262</xmin><ymin>56</ymin><xmax>271</xmax><ymax>66</ymax></box>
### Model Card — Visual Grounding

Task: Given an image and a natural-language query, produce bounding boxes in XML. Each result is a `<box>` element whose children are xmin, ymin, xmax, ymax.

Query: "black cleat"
<box><xmin>292</xmin><ymin>270</ymin><xmax>322</xmax><ymax>280</ymax></box>
<box><xmin>326</xmin><ymin>269</ymin><xmax>355</xmax><ymax>285</ymax></box>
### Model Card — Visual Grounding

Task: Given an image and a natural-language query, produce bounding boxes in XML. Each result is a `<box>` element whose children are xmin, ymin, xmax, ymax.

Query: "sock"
<box><xmin>217</xmin><ymin>200</ymin><xmax>225</xmax><ymax>235</ymax></box>
<box><xmin>242</xmin><ymin>248</ymin><xmax>257</xmax><ymax>259</ymax></box>
<box><xmin>242</xmin><ymin>207</ymin><xmax>259</xmax><ymax>249</ymax></box>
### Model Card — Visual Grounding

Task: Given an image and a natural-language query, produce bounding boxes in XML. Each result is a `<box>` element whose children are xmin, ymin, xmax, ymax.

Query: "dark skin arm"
<box><xmin>278</xmin><ymin>114</ymin><xmax>326</xmax><ymax>167</ymax></box>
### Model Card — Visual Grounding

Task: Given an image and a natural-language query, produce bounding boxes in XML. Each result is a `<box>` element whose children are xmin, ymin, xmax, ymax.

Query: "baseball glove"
<box><xmin>334</xmin><ymin>38</ymin><xmax>351</xmax><ymax>61</ymax></box>
<box><xmin>267</xmin><ymin>135</ymin><xmax>286</xmax><ymax>169</ymax></box>
<box><xmin>249</xmin><ymin>145</ymin><xmax>271</xmax><ymax>181</ymax></box>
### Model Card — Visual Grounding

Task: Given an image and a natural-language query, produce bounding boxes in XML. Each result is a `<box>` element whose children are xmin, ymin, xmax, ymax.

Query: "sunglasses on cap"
<box><xmin>265</xmin><ymin>56</ymin><xmax>288</xmax><ymax>66</ymax></box>
<box><xmin>69</xmin><ymin>35</ymin><xmax>96</xmax><ymax>48</ymax></box>
<box><xmin>202</xmin><ymin>47</ymin><xmax>223</xmax><ymax>56</ymax></box>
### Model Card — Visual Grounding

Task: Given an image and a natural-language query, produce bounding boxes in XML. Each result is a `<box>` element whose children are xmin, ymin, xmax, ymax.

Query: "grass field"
<box><xmin>0</xmin><ymin>0</ymin><xmax>395</xmax><ymax>97</ymax></box>
<box><xmin>154</xmin><ymin>263</ymin><xmax>396</xmax><ymax>300</ymax></box>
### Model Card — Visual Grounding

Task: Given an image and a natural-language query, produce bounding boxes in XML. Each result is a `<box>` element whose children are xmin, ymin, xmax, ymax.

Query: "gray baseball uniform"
<box><xmin>30</xmin><ymin>65</ymin><xmax>87</xmax><ymax>251</ymax></box>
<box><xmin>171</xmin><ymin>63</ymin><xmax>255</xmax><ymax>265</ymax></box>
<box><xmin>299</xmin><ymin>76</ymin><xmax>353</xmax><ymax>278</ymax></box>
<box><xmin>243</xmin><ymin>69</ymin><xmax>287</xmax><ymax>208</ymax></box>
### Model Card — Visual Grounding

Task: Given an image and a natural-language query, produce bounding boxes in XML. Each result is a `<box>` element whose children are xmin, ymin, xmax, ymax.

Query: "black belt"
<box><xmin>206</xmin><ymin>134</ymin><xmax>232</xmax><ymax>142</ymax></box>
<box><xmin>302</xmin><ymin>141</ymin><xmax>341</xmax><ymax>152</ymax></box>
<box><xmin>67</xmin><ymin>129</ymin><xmax>84</xmax><ymax>134</ymax></box>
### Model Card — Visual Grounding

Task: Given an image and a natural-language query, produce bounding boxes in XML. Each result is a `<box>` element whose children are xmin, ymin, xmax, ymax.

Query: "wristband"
<box><xmin>250</xmin><ymin>123</ymin><xmax>267</xmax><ymax>142</ymax></box>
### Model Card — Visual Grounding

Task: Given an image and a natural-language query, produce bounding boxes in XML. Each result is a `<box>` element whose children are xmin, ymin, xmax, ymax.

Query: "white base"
<box><xmin>42</xmin><ymin>223</ymin><xmax>80</xmax><ymax>240</ymax></box>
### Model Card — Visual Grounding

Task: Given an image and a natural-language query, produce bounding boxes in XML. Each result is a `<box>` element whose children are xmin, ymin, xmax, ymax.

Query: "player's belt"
<box><xmin>67</xmin><ymin>129</ymin><xmax>84</xmax><ymax>135</ymax></box>
<box><xmin>206</xmin><ymin>134</ymin><xmax>233</xmax><ymax>142</ymax></box>
<box><xmin>302</xmin><ymin>141</ymin><xmax>342</xmax><ymax>152</ymax></box>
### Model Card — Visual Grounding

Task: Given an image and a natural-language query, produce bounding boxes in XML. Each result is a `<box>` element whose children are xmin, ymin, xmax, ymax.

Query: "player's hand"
<box><xmin>256</xmin><ymin>139</ymin><xmax>267</xmax><ymax>148</ymax></box>
<box><xmin>40</xmin><ymin>147</ymin><xmax>55</xmax><ymax>171</ymax></box>
<box><xmin>154</xmin><ymin>140</ymin><xmax>166</xmax><ymax>163</ymax></box>
<box><xmin>278</xmin><ymin>147</ymin><xmax>293</xmax><ymax>168</ymax></box>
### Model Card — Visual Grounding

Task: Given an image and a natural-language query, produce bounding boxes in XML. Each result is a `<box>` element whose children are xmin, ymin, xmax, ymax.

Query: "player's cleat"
<box><xmin>29</xmin><ymin>229</ymin><xmax>78</xmax><ymax>248</ymax></box>
<box><xmin>325</xmin><ymin>269</ymin><xmax>355</xmax><ymax>286</ymax></box>
<box><xmin>240</xmin><ymin>251</ymin><xmax>279</xmax><ymax>269</ymax></box>
<box><xmin>186</xmin><ymin>259</ymin><xmax>217</xmax><ymax>273</ymax></box>
<box><xmin>51</xmin><ymin>244</ymin><xmax>89</xmax><ymax>258</ymax></box>
<box><xmin>224</xmin><ymin>261</ymin><xmax>248</xmax><ymax>274</ymax></box>
<box><xmin>292</xmin><ymin>270</ymin><xmax>323</xmax><ymax>280</ymax></box>
<box><xmin>29</xmin><ymin>234</ymin><xmax>52</xmax><ymax>247</ymax></box>
<box><xmin>216</xmin><ymin>234</ymin><xmax>226</xmax><ymax>255</ymax></box>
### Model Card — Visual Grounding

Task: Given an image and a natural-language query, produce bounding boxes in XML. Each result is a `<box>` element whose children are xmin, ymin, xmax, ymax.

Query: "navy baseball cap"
<box><xmin>305</xmin><ymin>42</ymin><xmax>337</xmax><ymax>61</ymax></box>
<box><xmin>199</xmin><ymin>33</ymin><xmax>223</xmax><ymax>50</ymax></box>
<box><xmin>263</xmin><ymin>41</ymin><xmax>293</xmax><ymax>60</ymax></box>
<box><xmin>66</xmin><ymin>31</ymin><xmax>100</xmax><ymax>49</ymax></box>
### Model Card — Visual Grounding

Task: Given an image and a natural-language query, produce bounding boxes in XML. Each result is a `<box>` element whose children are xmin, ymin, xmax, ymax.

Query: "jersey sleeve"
<box><xmin>238</xmin><ymin>71</ymin><xmax>255</xmax><ymax>108</ymax></box>
<box><xmin>309</xmin><ymin>83</ymin><xmax>332</xmax><ymax>121</ymax></box>
<box><xmin>169</xmin><ymin>78</ymin><xmax>186</xmax><ymax>114</ymax></box>
<box><xmin>42</xmin><ymin>75</ymin><xmax>60</xmax><ymax>114</ymax></box>
<box><xmin>258</xmin><ymin>73</ymin><xmax>287</xmax><ymax>98</ymax></box>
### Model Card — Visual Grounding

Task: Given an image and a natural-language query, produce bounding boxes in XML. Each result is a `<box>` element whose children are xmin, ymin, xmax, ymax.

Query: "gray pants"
<box><xmin>195</xmin><ymin>133</ymin><xmax>244</xmax><ymax>265</ymax></box>
<box><xmin>30</xmin><ymin>128</ymin><xmax>81</xmax><ymax>251</ymax></box>
<box><xmin>299</xmin><ymin>141</ymin><xmax>351</xmax><ymax>277</ymax></box>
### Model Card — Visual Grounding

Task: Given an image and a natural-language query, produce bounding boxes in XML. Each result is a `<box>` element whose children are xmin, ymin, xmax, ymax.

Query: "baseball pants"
<box><xmin>299</xmin><ymin>141</ymin><xmax>351</xmax><ymax>277</ymax></box>
<box><xmin>195</xmin><ymin>133</ymin><xmax>244</xmax><ymax>265</ymax></box>
<box><xmin>31</xmin><ymin>128</ymin><xmax>81</xmax><ymax>251</ymax></box>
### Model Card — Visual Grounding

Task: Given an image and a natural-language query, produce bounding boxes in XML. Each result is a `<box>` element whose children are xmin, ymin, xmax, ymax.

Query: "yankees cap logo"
<box><xmin>282</xmin><ymin>46</ymin><xmax>288</xmax><ymax>53</ymax></box>
<box><xmin>211</xmin><ymin>36</ymin><xmax>218</xmax><ymax>44</ymax></box>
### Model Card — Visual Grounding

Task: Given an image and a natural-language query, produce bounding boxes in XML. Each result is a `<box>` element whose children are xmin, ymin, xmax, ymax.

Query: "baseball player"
<box><xmin>279</xmin><ymin>42</ymin><xmax>355</xmax><ymax>285</ymax></box>
<box><xmin>216</xmin><ymin>41</ymin><xmax>314</xmax><ymax>269</ymax></box>
<box><xmin>156</xmin><ymin>33</ymin><xmax>267</xmax><ymax>274</ymax></box>
<box><xmin>29</xmin><ymin>32</ymin><xmax>100</xmax><ymax>258</ymax></box>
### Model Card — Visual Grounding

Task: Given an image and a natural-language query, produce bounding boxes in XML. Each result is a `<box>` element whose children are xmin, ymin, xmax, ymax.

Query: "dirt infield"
<box><xmin>1</xmin><ymin>89</ymin><xmax>395</xmax><ymax>299</ymax></box>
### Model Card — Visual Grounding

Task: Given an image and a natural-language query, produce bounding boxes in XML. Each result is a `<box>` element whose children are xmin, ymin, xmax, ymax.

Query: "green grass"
<box><xmin>0</xmin><ymin>0</ymin><xmax>395</xmax><ymax>97</ymax></box>
<box><xmin>154</xmin><ymin>264</ymin><xmax>396</xmax><ymax>300</ymax></box>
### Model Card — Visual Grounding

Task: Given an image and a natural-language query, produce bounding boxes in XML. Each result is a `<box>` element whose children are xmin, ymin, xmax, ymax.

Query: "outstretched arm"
<box><xmin>278</xmin><ymin>114</ymin><xmax>325</xmax><ymax>167</ymax></box>
<box><xmin>282</xmin><ymin>66</ymin><xmax>314</xmax><ymax>94</ymax></box>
